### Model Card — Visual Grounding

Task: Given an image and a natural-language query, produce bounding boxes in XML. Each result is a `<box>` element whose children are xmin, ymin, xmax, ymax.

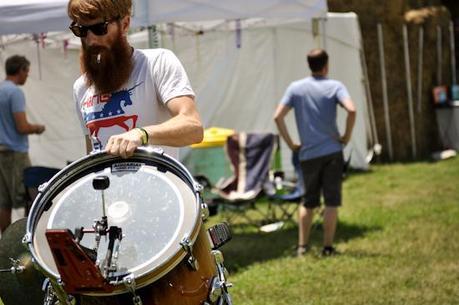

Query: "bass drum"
<box><xmin>25</xmin><ymin>148</ymin><xmax>216</xmax><ymax>305</ymax></box>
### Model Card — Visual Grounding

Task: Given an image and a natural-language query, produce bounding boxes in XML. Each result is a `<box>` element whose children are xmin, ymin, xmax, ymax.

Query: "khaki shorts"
<box><xmin>0</xmin><ymin>151</ymin><xmax>31</xmax><ymax>209</ymax></box>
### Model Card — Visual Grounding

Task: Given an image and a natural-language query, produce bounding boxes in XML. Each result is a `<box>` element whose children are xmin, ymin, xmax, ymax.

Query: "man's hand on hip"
<box><xmin>340</xmin><ymin>134</ymin><xmax>351</xmax><ymax>145</ymax></box>
<box><xmin>291</xmin><ymin>143</ymin><xmax>301</xmax><ymax>152</ymax></box>
<box><xmin>35</xmin><ymin>124</ymin><xmax>46</xmax><ymax>134</ymax></box>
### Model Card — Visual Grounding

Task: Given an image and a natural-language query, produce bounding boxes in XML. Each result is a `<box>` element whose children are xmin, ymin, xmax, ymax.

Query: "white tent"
<box><xmin>0</xmin><ymin>1</ymin><xmax>372</xmax><ymax>174</ymax></box>
<box><xmin>153</xmin><ymin>13</ymin><xmax>371</xmax><ymax>172</ymax></box>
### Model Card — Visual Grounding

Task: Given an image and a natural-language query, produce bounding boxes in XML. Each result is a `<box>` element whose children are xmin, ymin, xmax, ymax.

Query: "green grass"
<box><xmin>211</xmin><ymin>157</ymin><xmax>459</xmax><ymax>305</ymax></box>
<box><xmin>1</xmin><ymin>158</ymin><xmax>458</xmax><ymax>305</ymax></box>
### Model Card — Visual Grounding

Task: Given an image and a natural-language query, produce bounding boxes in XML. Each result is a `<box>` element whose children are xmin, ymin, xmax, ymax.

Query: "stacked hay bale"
<box><xmin>329</xmin><ymin>0</ymin><xmax>452</xmax><ymax>161</ymax></box>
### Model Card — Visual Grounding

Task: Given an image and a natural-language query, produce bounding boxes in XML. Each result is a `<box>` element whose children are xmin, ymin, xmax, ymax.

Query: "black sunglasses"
<box><xmin>69</xmin><ymin>19</ymin><xmax>118</xmax><ymax>37</ymax></box>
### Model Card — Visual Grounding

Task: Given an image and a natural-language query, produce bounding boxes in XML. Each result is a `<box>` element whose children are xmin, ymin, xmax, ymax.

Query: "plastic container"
<box><xmin>185</xmin><ymin>127</ymin><xmax>235</xmax><ymax>185</ymax></box>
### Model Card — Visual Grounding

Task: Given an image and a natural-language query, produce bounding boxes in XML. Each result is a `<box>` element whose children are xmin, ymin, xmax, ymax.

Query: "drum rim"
<box><xmin>25</xmin><ymin>147</ymin><xmax>203</xmax><ymax>293</ymax></box>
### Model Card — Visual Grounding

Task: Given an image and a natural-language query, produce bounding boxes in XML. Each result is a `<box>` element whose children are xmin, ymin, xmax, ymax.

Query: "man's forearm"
<box><xmin>343</xmin><ymin>111</ymin><xmax>356</xmax><ymax>140</ymax></box>
<box><xmin>143</xmin><ymin>113</ymin><xmax>203</xmax><ymax>147</ymax></box>
<box><xmin>275</xmin><ymin>118</ymin><xmax>295</xmax><ymax>150</ymax></box>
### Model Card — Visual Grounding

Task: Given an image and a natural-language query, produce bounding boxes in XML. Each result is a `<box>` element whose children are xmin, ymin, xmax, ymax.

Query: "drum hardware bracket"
<box><xmin>92</xmin><ymin>175</ymin><xmax>110</xmax><ymax>245</ymax></box>
<box><xmin>44</xmin><ymin>278</ymin><xmax>75</xmax><ymax>305</ymax></box>
<box><xmin>209</xmin><ymin>250</ymin><xmax>233</xmax><ymax>305</ymax></box>
<box><xmin>123</xmin><ymin>273</ymin><xmax>143</xmax><ymax>305</ymax></box>
<box><xmin>0</xmin><ymin>258</ymin><xmax>25</xmax><ymax>273</ymax></box>
<box><xmin>102</xmin><ymin>226</ymin><xmax>123</xmax><ymax>278</ymax></box>
<box><xmin>110</xmin><ymin>240</ymin><xmax>121</xmax><ymax>272</ymax></box>
<box><xmin>43</xmin><ymin>278</ymin><xmax>58</xmax><ymax>305</ymax></box>
<box><xmin>180</xmin><ymin>236</ymin><xmax>199</xmax><ymax>270</ymax></box>
<box><xmin>207</xmin><ymin>223</ymin><xmax>232</xmax><ymax>250</ymax></box>
<box><xmin>208</xmin><ymin>277</ymin><xmax>223</xmax><ymax>303</ymax></box>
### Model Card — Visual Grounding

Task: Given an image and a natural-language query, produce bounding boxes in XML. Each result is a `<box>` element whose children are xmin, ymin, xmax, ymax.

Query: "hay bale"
<box><xmin>328</xmin><ymin>0</ymin><xmax>452</xmax><ymax>161</ymax></box>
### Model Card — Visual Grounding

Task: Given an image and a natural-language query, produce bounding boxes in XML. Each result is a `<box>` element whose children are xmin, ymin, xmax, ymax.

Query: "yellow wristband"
<box><xmin>135</xmin><ymin>128</ymin><xmax>148</xmax><ymax>145</ymax></box>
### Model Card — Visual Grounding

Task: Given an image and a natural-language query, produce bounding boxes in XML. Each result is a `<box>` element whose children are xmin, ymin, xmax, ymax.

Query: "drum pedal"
<box><xmin>45</xmin><ymin>229</ymin><xmax>115</xmax><ymax>294</ymax></box>
<box><xmin>207</xmin><ymin>222</ymin><xmax>232</xmax><ymax>250</ymax></box>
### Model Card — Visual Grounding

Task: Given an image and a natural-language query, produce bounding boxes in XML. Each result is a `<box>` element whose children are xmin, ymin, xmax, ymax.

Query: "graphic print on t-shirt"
<box><xmin>82</xmin><ymin>82</ymin><xmax>142</xmax><ymax>150</ymax></box>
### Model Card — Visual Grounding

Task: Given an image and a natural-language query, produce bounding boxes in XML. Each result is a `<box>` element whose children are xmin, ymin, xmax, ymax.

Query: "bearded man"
<box><xmin>68</xmin><ymin>0</ymin><xmax>203</xmax><ymax>158</ymax></box>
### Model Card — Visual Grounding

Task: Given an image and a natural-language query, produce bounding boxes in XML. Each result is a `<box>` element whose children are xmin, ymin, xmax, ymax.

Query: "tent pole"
<box><xmin>148</xmin><ymin>25</ymin><xmax>159</xmax><ymax>48</ymax></box>
<box><xmin>417</xmin><ymin>26</ymin><xmax>424</xmax><ymax>113</ymax></box>
<box><xmin>321</xmin><ymin>17</ymin><xmax>327</xmax><ymax>50</ymax></box>
<box><xmin>437</xmin><ymin>25</ymin><xmax>442</xmax><ymax>85</ymax></box>
<box><xmin>450</xmin><ymin>21</ymin><xmax>457</xmax><ymax>85</ymax></box>
<box><xmin>403</xmin><ymin>24</ymin><xmax>417</xmax><ymax>160</ymax></box>
<box><xmin>359</xmin><ymin>26</ymin><xmax>380</xmax><ymax>154</ymax></box>
<box><xmin>377</xmin><ymin>23</ymin><xmax>393</xmax><ymax>161</ymax></box>
<box><xmin>36</xmin><ymin>40</ymin><xmax>42</xmax><ymax>80</ymax></box>
<box><xmin>312</xmin><ymin>17</ymin><xmax>326</xmax><ymax>49</ymax></box>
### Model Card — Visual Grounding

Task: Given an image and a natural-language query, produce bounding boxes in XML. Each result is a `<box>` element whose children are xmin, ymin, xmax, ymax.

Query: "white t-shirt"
<box><xmin>73</xmin><ymin>48</ymin><xmax>195</xmax><ymax>159</ymax></box>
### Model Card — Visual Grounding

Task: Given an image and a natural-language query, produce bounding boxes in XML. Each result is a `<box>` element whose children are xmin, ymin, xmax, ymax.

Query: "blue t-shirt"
<box><xmin>280</xmin><ymin>76</ymin><xmax>350</xmax><ymax>161</ymax></box>
<box><xmin>0</xmin><ymin>80</ymin><xmax>28</xmax><ymax>152</ymax></box>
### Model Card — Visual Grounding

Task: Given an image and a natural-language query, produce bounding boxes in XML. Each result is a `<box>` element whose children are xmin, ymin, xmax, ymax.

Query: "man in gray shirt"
<box><xmin>0</xmin><ymin>55</ymin><xmax>45</xmax><ymax>233</ymax></box>
<box><xmin>274</xmin><ymin>48</ymin><xmax>356</xmax><ymax>256</ymax></box>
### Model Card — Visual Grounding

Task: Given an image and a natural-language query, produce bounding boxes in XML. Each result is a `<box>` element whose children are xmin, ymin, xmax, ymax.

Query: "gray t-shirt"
<box><xmin>0</xmin><ymin>80</ymin><xmax>28</xmax><ymax>152</ymax></box>
<box><xmin>280</xmin><ymin>76</ymin><xmax>350</xmax><ymax>161</ymax></box>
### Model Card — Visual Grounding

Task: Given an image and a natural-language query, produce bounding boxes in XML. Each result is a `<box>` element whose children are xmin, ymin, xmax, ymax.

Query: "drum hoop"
<box><xmin>25</xmin><ymin>147</ymin><xmax>203</xmax><ymax>286</ymax></box>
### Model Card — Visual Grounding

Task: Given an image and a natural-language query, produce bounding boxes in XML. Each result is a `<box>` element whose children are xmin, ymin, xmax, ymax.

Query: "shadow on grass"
<box><xmin>221</xmin><ymin>220</ymin><xmax>382</xmax><ymax>272</ymax></box>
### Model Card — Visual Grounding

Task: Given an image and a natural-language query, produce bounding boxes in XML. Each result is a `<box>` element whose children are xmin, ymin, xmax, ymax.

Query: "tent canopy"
<box><xmin>0</xmin><ymin>0</ymin><xmax>327</xmax><ymax>35</ymax></box>
<box><xmin>0</xmin><ymin>13</ymin><xmax>372</xmax><ymax>172</ymax></box>
<box><xmin>133</xmin><ymin>0</ymin><xmax>327</xmax><ymax>26</ymax></box>
<box><xmin>0</xmin><ymin>0</ymin><xmax>69</xmax><ymax>35</ymax></box>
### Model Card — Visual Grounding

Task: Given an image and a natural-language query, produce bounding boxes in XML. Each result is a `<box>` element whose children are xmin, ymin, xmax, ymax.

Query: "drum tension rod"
<box><xmin>180</xmin><ymin>236</ymin><xmax>199</xmax><ymax>271</ymax></box>
<box><xmin>123</xmin><ymin>274</ymin><xmax>143</xmax><ymax>305</ymax></box>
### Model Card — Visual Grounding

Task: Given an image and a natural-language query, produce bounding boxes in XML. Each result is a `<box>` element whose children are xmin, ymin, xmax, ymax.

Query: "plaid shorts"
<box><xmin>0</xmin><ymin>151</ymin><xmax>31</xmax><ymax>209</ymax></box>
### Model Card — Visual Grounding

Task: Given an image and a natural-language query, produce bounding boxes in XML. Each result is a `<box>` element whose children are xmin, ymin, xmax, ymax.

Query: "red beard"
<box><xmin>81</xmin><ymin>31</ymin><xmax>133</xmax><ymax>94</ymax></box>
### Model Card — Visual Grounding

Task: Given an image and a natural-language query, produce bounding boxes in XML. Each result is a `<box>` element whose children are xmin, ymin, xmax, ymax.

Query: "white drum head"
<box><xmin>32</xmin><ymin>160</ymin><xmax>199</xmax><ymax>285</ymax></box>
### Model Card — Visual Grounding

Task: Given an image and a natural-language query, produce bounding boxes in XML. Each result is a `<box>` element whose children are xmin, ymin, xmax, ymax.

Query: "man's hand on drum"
<box><xmin>106</xmin><ymin>129</ymin><xmax>143</xmax><ymax>158</ymax></box>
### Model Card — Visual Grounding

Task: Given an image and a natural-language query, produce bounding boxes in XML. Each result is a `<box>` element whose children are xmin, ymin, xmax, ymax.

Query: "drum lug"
<box><xmin>151</xmin><ymin>147</ymin><xmax>164</xmax><ymax>155</ymax></box>
<box><xmin>180</xmin><ymin>236</ymin><xmax>199</xmax><ymax>271</ymax></box>
<box><xmin>38</xmin><ymin>182</ymin><xmax>48</xmax><ymax>193</ymax></box>
<box><xmin>22</xmin><ymin>232</ymin><xmax>32</xmax><ymax>244</ymax></box>
<box><xmin>201</xmin><ymin>202</ymin><xmax>210</xmax><ymax>220</ymax></box>
<box><xmin>123</xmin><ymin>273</ymin><xmax>143</xmax><ymax>305</ymax></box>
<box><xmin>194</xmin><ymin>182</ymin><xmax>204</xmax><ymax>192</ymax></box>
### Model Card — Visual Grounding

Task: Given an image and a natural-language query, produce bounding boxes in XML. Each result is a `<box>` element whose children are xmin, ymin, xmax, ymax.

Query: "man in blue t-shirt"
<box><xmin>274</xmin><ymin>49</ymin><xmax>356</xmax><ymax>256</ymax></box>
<box><xmin>0</xmin><ymin>55</ymin><xmax>45</xmax><ymax>233</ymax></box>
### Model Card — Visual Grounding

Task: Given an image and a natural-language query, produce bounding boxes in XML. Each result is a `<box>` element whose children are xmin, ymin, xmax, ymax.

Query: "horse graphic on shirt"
<box><xmin>84</xmin><ymin>83</ymin><xmax>142</xmax><ymax>143</ymax></box>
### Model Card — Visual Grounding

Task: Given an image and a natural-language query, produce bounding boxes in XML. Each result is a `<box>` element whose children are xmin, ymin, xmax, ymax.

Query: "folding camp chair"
<box><xmin>266</xmin><ymin>151</ymin><xmax>303</xmax><ymax>222</ymax></box>
<box><xmin>211</xmin><ymin>132</ymin><xmax>278</xmax><ymax>226</ymax></box>
<box><xmin>23</xmin><ymin>166</ymin><xmax>60</xmax><ymax>215</ymax></box>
